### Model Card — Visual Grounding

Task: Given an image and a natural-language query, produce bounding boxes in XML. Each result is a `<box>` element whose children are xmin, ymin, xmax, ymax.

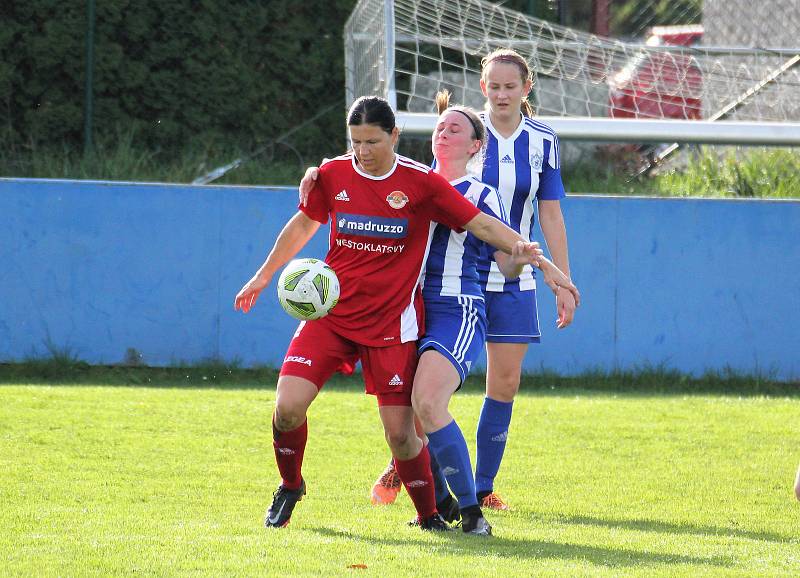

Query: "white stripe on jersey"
<box><xmin>480</xmin><ymin>111</ymin><xmax>563</xmax><ymax>293</ymax></box>
<box><xmin>323</xmin><ymin>152</ymin><xmax>354</xmax><ymax>165</ymax></box>
<box><xmin>396</xmin><ymin>155</ymin><xmax>432</xmax><ymax>174</ymax></box>
<box><xmin>438</xmin><ymin>176</ymin><xmax>501</xmax><ymax>297</ymax></box>
<box><xmin>440</xmin><ymin>228</ymin><xmax>466</xmax><ymax>295</ymax></box>
<box><xmin>453</xmin><ymin>296</ymin><xmax>479</xmax><ymax>362</ymax></box>
<box><xmin>400</xmin><ymin>222</ymin><xmax>437</xmax><ymax>343</ymax></box>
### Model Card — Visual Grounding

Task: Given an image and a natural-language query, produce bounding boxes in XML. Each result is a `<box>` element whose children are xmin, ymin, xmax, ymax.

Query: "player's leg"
<box><xmin>272</xmin><ymin>375</ymin><xmax>318</xmax><ymax>488</ymax></box>
<box><xmin>361</xmin><ymin>342</ymin><xmax>449</xmax><ymax>531</ymax></box>
<box><xmin>370</xmin><ymin>415</ymin><xmax>451</xmax><ymax>508</ymax></box>
<box><xmin>378</xmin><ymin>404</ymin><xmax>448</xmax><ymax>530</ymax></box>
<box><xmin>477</xmin><ymin>289</ymin><xmax>540</xmax><ymax>510</ymax></box>
<box><xmin>266</xmin><ymin>321</ymin><xmax>357</xmax><ymax>528</ymax></box>
<box><xmin>265</xmin><ymin>375</ymin><xmax>317</xmax><ymax>527</ymax></box>
<box><xmin>413</xmin><ymin>350</ymin><xmax>490</xmax><ymax>535</ymax></box>
<box><xmin>477</xmin><ymin>341</ymin><xmax>526</xmax><ymax>510</ymax></box>
<box><xmin>414</xmin><ymin>297</ymin><xmax>491</xmax><ymax>534</ymax></box>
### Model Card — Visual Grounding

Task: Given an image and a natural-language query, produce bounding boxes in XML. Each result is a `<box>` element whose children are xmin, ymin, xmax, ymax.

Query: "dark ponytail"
<box><xmin>347</xmin><ymin>96</ymin><xmax>396</xmax><ymax>134</ymax></box>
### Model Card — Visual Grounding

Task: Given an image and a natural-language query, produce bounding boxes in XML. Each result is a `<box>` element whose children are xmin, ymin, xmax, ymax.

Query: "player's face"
<box><xmin>480</xmin><ymin>61</ymin><xmax>532</xmax><ymax>122</ymax></box>
<box><xmin>432</xmin><ymin>110</ymin><xmax>481</xmax><ymax>167</ymax></box>
<box><xmin>349</xmin><ymin>124</ymin><xmax>398</xmax><ymax>176</ymax></box>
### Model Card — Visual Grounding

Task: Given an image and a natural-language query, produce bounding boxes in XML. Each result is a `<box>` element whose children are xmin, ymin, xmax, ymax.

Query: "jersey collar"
<box><xmin>351</xmin><ymin>153</ymin><xmax>398</xmax><ymax>180</ymax></box>
<box><xmin>484</xmin><ymin>111</ymin><xmax>525</xmax><ymax>142</ymax></box>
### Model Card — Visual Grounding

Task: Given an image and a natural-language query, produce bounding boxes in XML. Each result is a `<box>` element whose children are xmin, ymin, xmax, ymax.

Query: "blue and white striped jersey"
<box><xmin>421</xmin><ymin>175</ymin><xmax>508</xmax><ymax>299</ymax></box>
<box><xmin>479</xmin><ymin>112</ymin><xmax>566</xmax><ymax>292</ymax></box>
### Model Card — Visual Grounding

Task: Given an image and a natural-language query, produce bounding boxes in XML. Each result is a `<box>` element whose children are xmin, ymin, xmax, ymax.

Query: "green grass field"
<box><xmin>2</xmin><ymin>375</ymin><xmax>798</xmax><ymax>577</ymax></box>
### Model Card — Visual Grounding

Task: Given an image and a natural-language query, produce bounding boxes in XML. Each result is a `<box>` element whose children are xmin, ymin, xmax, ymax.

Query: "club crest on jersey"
<box><xmin>530</xmin><ymin>148</ymin><xmax>544</xmax><ymax>171</ymax></box>
<box><xmin>386</xmin><ymin>190</ymin><xmax>409</xmax><ymax>209</ymax></box>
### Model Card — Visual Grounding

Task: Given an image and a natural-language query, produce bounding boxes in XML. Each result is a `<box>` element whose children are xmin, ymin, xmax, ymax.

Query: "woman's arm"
<box><xmin>538</xmin><ymin>199</ymin><xmax>576</xmax><ymax>328</ymax></box>
<box><xmin>493</xmin><ymin>249</ymin><xmax>580</xmax><ymax>311</ymax></box>
<box><xmin>463</xmin><ymin>212</ymin><xmax>539</xmax><ymax>261</ymax></box>
<box><xmin>299</xmin><ymin>165</ymin><xmax>323</xmax><ymax>207</ymax></box>
<box><xmin>234</xmin><ymin>211</ymin><xmax>321</xmax><ymax>313</ymax></box>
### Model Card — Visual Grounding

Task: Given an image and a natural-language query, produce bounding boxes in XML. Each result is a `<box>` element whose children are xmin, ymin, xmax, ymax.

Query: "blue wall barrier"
<box><xmin>2</xmin><ymin>178</ymin><xmax>798</xmax><ymax>380</ymax></box>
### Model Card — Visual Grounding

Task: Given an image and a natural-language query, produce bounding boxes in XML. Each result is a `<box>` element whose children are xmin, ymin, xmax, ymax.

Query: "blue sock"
<box><xmin>475</xmin><ymin>396</ymin><xmax>513</xmax><ymax>495</ymax></box>
<box><xmin>427</xmin><ymin>445</ymin><xmax>451</xmax><ymax>504</ymax></box>
<box><xmin>427</xmin><ymin>420</ymin><xmax>478</xmax><ymax>509</ymax></box>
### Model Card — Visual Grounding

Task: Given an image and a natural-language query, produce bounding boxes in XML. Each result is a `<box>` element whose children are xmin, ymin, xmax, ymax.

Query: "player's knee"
<box><xmin>273</xmin><ymin>404</ymin><xmax>304</xmax><ymax>432</ymax></box>
<box><xmin>411</xmin><ymin>396</ymin><xmax>439</xmax><ymax>430</ymax></box>
<box><xmin>384</xmin><ymin>428</ymin><xmax>412</xmax><ymax>452</ymax></box>
<box><xmin>487</xmin><ymin>371</ymin><xmax>521</xmax><ymax>401</ymax></box>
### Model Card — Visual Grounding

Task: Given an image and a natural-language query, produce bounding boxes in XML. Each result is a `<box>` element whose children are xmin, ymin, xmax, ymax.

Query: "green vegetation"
<box><xmin>1</xmin><ymin>372</ymin><xmax>798</xmax><ymax>576</ymax></box>
<box><xmin>1</xmin><ymin>1</ymin><xmax>353</xmax><ymax>161</ymax></box>
<box><xmin>655</xmin><ymin>148</ymin><xmax>800</xmax><ymax>199</ymax></box>
<box><xmin>0</xmin><ymin>129</ymin><xmax>306</xmax><ymax>186</ymax></box>
<box><xmin>2</xmin><ymin>360</ymin><xmax>798</xmax><ymax>395</ymax></box>
<box><xmin>4</xmin><ymin>138</ymin><xmax>800</xmax><ymax>198</ymax></box>
<box><xmin>568</xmin><ymin>147</ymin><xmax>800</xmax><ymax>198</ymax></box>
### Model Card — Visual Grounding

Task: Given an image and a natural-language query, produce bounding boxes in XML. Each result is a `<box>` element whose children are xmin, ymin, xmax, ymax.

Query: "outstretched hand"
<box><xmin>298</xmin><ymin>166</ymin><xmax>321</xmax><ymax>207</ymax></box>
<box><xmin>510</xmin><ymin>240</ymin><xmax>543</xmax><ymax>268</ymax></box>
<box><xmin>538</xmin><ymin>259</ymin><xmax>580</xmax><ymax>329</ymax></box>
<box><xmin>234</xmin><ymin>274</ymin><xmax>270</xmax><ymax>313</ymax></box>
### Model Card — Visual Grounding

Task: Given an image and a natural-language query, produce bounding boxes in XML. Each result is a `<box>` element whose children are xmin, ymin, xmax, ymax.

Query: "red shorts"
<box><xmin>279</xmin><ymin>320</ymin><xmax>418</xmax><ymax>407</ymax></box>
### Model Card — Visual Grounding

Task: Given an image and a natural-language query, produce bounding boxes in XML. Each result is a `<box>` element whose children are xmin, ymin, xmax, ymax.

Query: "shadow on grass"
<box><xmin>544</xmin><ymin>513</ymin><xmax>792</xmax><ymax>544</ymax></box>
<box><xmin>308</xmin><ymin>526</ymin><xmax>730</xmax><ymax>568</ymax></box>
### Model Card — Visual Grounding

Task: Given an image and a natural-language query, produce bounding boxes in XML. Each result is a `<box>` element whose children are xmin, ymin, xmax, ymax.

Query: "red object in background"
<box><xmin>608</xmin><ymin>25</ymin><xmax>704</xmax><ymax>120</ymax></box>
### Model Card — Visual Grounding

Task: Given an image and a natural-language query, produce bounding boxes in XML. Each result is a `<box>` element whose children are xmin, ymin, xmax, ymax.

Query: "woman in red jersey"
<box><xmin>234</xmin><ymin>96</ymin><xmax>547</xmax><ymax>531</ymax></box>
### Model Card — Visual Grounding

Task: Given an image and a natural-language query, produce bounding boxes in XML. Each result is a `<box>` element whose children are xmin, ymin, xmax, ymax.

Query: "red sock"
<box><xmin>272</xmin><ymin>417</ymin><xmax>307</xmax><ymax>490</ymax></box>
<box><xmin>394</xmin><ymin>445</ymin><xmax>437</xmax><ymax>520</ymax></box>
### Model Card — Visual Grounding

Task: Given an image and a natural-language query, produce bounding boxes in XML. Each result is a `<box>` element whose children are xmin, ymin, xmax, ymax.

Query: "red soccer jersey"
<box><xmin>300</xmin><ymin>153</ymin><xmax>480</xmax><ymax>347</ymax></box>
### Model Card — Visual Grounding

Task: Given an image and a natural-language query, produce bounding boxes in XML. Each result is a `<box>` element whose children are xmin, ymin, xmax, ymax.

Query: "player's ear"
<box><xmin>523</xmin><ymin>78</ymin><xmax>533</xmax><ymax>97</ymax></box>
<box><xmin>391</xmin><ymin>126</ymin><xmax>400</xmax><ymax>148</ymax></box>
<box><xmin>479</xmin><ymin>77</ymin><xmax>488</xmax><ymax>97</ymax></box>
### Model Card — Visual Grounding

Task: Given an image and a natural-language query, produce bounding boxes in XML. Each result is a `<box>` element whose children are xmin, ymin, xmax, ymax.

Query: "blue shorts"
<box><xmin>419</xmin><ymin>295</ymin><xmax>487</xmax><ymax>385</ymax></box>
<box><xmin>484</xmin><ymin>289</ymin><xmax>541</xmax><ymax>343</ymax></box>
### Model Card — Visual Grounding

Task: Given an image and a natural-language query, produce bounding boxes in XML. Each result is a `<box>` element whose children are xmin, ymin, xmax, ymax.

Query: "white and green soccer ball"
<box><xmin>276</xmin><ymin>258</ymin><xmax>340</xmax><ymax>320</ymax></box>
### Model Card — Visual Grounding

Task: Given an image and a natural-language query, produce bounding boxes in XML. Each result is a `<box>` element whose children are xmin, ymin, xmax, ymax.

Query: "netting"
<box><xmin>345</xmin><ymin>0</ymin><xmax>800</xmax><ymax>124</ymax></box>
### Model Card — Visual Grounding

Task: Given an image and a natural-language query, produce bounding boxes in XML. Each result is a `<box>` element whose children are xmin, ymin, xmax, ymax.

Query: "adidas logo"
<box><xmin>441</xmin><ymin>466</ymin><xmax>459</xmax><ymax>476</ymax></box>
<box><xmin>500</xmin><ymin>154</ymin><xmax>514</xmax><ymax>164</ymax></box>
<box><xmin>388</xmin><ymin>374</ymin><xmax>403</xmax><ymax>387</ymax></box>
<box><xmin>335</xmin><ymin>190</ymin><xmax>350</xmax><ymax>201</ymax></box>
<box><xmin>406</xmin><ymin>479</ymin><xmax>428</xmax><ymax>488</ymax></box>
<box><xmin>277</xmin><ymin>447</ymin><xmax>296</xmax><ymax>455</ymax></box>
<box><xmin>491</xmin><ymin>431</ymin><xmax>509</xmax><ymax>442</ymax></box>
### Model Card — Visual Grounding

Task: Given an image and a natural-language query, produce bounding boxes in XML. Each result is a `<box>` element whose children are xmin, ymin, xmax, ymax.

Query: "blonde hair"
<box><xmin>434</xmin><ymin>89</ymin><xmax>486</xmax><ymax>174</ymax></box>
<box><xmin>480</xmin><ymin>48</ymin><xmax>534</xmax><ymax>117</ymax></box>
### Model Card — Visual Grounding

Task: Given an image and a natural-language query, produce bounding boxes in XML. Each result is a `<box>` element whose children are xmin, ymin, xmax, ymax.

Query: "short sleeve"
<box><xmin>299</xmin><ymin>166</ymin><xmax>332</xmax><ymax>224</ymax></box>
<box><xmin>424</xmin><ymin>171</ymin><xmax>480</xmax><ymax>231</ymax></box>
<box><xmin>538</xmin><ymin>137</ymin><xmax>566</xmax><ymax>201</ymax></box>
<box><xmin>476</xmin><ymin>185</ymin><xmax>508</xmax><ymax>225</ymax></box>
<box><xmin>475</xmin><ymin>186</ymin><xmax>508</xmax><ymax>255</ymax></box>
<box><xmin>538</xmin><ymin>164</ymin><xmax>566</xmax><ymax>201</ymax></box>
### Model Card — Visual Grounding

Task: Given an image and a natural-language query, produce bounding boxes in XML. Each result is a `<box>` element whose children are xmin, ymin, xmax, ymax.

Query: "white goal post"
<box><xmin>345</xmin><ymin>0</ymin><xmax>800</xmax><ymax>145</ymax></box>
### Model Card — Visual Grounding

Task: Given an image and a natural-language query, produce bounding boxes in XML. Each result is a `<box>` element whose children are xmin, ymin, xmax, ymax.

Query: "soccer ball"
<box><xmin>276</xmin><ymin>258</ymin><xmax>340</xmax><ymax>320</ymax></box>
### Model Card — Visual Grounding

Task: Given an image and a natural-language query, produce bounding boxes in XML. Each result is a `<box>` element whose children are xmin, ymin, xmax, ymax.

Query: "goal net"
<box><xmin>344</xmin><ymin>0</ymin><xmax>800</xmax><ymax>144</ymax></box>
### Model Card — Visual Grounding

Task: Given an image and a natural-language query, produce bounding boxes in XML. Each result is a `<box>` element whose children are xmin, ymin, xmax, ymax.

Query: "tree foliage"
<box><xmin>1</xmin><ymin>0</ymin><xmax>356</xmax><ymax>158</ymax></box>
<box><xmin>1</xmin><ymin>0</ymin><xmax>702</xmax><ymax>165</ymax></box>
